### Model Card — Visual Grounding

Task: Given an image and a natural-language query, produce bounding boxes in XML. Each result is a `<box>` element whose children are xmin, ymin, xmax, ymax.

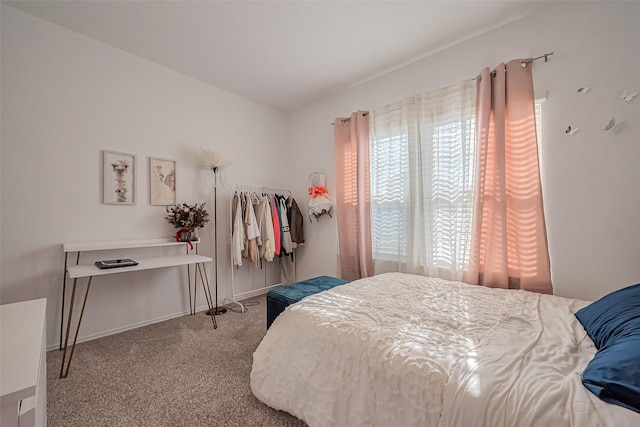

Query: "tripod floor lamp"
<box><xmin>207</xmin><ymin>166</ymin><xmax>226</xmax><ymax>316</ymax></box>
<box><xmin>199</xmin><ymin>147</ymin><xmax>231</xmax><ymax>317</ymax></box>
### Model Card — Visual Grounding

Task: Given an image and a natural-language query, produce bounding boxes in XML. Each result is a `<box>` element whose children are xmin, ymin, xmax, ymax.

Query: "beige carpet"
<box><xmin>47</xmin><ymin>296</ymin><xmax>307</xmax><ymax>426</ymax></box>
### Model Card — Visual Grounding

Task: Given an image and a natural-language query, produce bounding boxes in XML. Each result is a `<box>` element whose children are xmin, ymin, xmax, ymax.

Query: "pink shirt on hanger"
<box><xmin>272</xmin><ymin>195</ymin><xmax>281</xmax><ymax>256</ymax></box>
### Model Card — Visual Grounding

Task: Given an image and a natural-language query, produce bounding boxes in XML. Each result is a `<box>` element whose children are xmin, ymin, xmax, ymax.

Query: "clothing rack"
<box><xmin>231</xmin><ymin>184</ymin><xmax>292</xmax><ymax>197</ymax></box>
<box><xmin>226</xmin><ymin>183</ymin><xmax>295</xmax><ymax>313</ymax></box>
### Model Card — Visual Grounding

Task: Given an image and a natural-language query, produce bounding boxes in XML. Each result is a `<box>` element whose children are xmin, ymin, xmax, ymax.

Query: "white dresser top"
<box><xmin>0</xmin><ymin>298</ymin><xmax>47</xmax><ymax>404</ymax></box>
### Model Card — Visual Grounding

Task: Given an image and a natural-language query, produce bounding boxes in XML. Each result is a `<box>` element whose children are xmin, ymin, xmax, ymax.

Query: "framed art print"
<box><xmin>149</xmin><ymin>157</ymin><xmax>176</xmax><ymax>206</ymax></box>
<box><xmin>103</xmin><ymin>150</ymin><xmax>136</xmax><ymax>205</ymax></box>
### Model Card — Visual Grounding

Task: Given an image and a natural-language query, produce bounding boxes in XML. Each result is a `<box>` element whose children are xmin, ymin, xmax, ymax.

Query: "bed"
<box><xmin>250</xmin><ymin>272</ymin><xmax>640</xmax><ymax>426</ymax></box>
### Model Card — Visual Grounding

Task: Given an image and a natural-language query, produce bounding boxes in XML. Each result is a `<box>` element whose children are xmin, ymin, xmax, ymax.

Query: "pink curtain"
<box><xmin>334</xmin><ymin>111</ymin><xmax>373</xmax><ymax>281</ymax></box>
<box><xmin>463</xmin><ymin>59</ymin><xmax>552</xmax><ymax>294</ymax></box>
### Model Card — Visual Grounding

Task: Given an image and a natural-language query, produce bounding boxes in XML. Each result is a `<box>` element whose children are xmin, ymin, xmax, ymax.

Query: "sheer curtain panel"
<box><xmin>369</xmin><ymin>81</ymin><xmax>476</xmax><ymax>281</ymax></box>
<box><xmin>334</xmin><ymin>111</ymin><xmax>374</xmax><ymax>281</ymax></box>
<box><xmin>463</xmin><ymin>60</ymin><xmax>552</xmax><ymax>293</ymax></box>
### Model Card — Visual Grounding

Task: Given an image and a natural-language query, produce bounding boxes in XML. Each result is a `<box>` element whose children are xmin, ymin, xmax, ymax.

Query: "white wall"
<box><xmin>3</xmin><ymin>2</ymin><xmax>640</xmax><ymax>350</ymax></box>
<box><xmin>290</xmin><ymin>1</ymin><xmax>640</xmax><ymax>302</ymax></box>
<box><xmin>0</xmin><ymin>5</ymin><xmax>289</xmax><ymax>348</ymax></box>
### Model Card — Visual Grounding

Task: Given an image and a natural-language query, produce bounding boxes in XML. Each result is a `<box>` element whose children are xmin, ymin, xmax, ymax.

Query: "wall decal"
<box><xmin>565</xmin><ymin>125</ymin><xmax>579</xmax><ymax>135</ymax></box>
<box><xmin>604</xmin><ymin>117</ymin><xmax>624</xmax><ymax>134</ymax></box>
<box><xmin>603</xmin><ymin>117</ymin><xmax>616</xmax><ymax>131</ymax></box>
<box><xmin>619</xmin><ymin>90</ymin><xmax>638</xmax><ymax>103</ymax></box>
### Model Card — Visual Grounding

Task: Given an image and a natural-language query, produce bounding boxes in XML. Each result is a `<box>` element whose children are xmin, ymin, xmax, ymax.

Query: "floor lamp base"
<box><xmin>207</xmin><ymin>307</ymin><xmax>227</xmax><ymax>316</ymax></box>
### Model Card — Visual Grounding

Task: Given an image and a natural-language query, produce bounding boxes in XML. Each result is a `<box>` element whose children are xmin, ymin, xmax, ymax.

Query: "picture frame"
<box><xmin>103</xmin><ymin>150</ymin><xmax>136</xmax><ymax>205</ymax></box>
<box><xmin>149</xmin><ymin>157</ymin><xmax>176</xmax><ymax>206</ymax></box>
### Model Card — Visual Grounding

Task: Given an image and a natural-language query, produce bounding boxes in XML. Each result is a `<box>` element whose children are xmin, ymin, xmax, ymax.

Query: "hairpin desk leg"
<box><xmin>196</xmin><ymin>263</ymin><xmax>216</xmax><ymax>329</ymax></box>
<box><xmin>59</xmin><ymin>275</ymin><xmax>93</xmax><ymax>378</ymax></box>
<box><xmin>187</xmin><ymin>257</ymin><xmax>193</xmax><ymax>315</ymax></box>
<box><xmin>60</xmin><ymin>252</ymin><xmax>68</xmax><ymax>351</ymax></box>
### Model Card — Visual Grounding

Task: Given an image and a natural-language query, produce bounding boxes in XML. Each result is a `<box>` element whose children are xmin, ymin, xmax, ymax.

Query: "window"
<box><xmin>370</xmin><ymin>89</ymin><xmax>542</xmax><ymax>280</ymax></box>
<box><xmin>370</xmin><ymin>133</ymin><xmax>409</xmax><ymax>260</ymax></box>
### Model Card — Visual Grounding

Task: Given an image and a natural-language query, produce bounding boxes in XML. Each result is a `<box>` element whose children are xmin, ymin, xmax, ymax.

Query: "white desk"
<box><xmin>60</xmin><ymin>238</ymin><xmax>215</xmax><ymax>378</ymax></box>
<box><xmin>67</xmin><ymin>254</ymin><xmax>212</xmax><ymax>278</ymax></box>
<box><xmin>1</xmin><ymin>299</ymin><xmax>47</xmax><ymax>427</ymax></box>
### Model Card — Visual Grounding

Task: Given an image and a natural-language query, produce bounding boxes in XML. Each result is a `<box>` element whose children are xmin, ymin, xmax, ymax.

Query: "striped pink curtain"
<box><xmin>334</xmin><ymin>111</ymin><xmax>373</xmax><ymax>281</ymax></box>
<box><xmin>463</xmin><ymin>59</ymin><xmax>552</xmax><ymax>294</ymax></box>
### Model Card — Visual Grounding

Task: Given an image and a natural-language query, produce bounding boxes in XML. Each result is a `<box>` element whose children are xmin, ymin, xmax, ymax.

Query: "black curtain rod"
<box><xmin>331</xmin><ymin>111</ymin><xmax>369</xmax><ymax>126</ymax></box>
<box><xmin>523</xmin><ymin>51</ymin><xmax>556</xmax><ymax>66</ymax></box>
<box><xmin>473</xmin><ymin>51</ymin><xmax>555</xmax><ymax>80</ymax></box>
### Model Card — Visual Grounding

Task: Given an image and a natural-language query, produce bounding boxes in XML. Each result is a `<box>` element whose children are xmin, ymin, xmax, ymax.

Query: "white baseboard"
<box><xmin>48</xmin><ymin>304</ymin><xmax>211</xmax><ymax>352</ymax></box>
<box><xmin>233</xmin><ymin>283</ymin><xmax>283</xmax><ymax>301</ymax></box>
<box><xmin>49</xmin><ymin>287</ymin><xmax>282</xmax><ymax>351</ymax></box>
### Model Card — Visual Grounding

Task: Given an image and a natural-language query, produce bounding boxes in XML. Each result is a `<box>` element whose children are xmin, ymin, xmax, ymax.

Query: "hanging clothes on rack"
<box><xmin>273</xmin><ymin>193</ymin><xmax>293</xmax><ymax>284</ymax></box>
<box><xmin>244</xmin><ymin>192</ymin><xmax>260</xmax><ymax>267</ymax></box>
<box><xmin>288</xmin><ymin>196</ymin><xmax>305</xmax><ymax>249</ymax></box>
<box><xmin>256</xmin><ymin>195</ymin><xmax>275</xmax><ymax>262</ymax></box>
<box><xmin>240</xmin><ymin>194</ymin><xmax>249</xmax><ymax>258</ymax></box>
<box><xmin>232</xmin><ymin>193</ymin><xmax>245</xmax><ymax>267</ymax></box>
<box><xmin>252</xmin><ymin>194</ymin><xmax>263</xmax><ymax>250</ymax></box>
<box><xmin>271</xmin><ymin>195</ymin><xmax>281</xmax><ymax>256</ymax></box>
<box><xmin>228</xmin><ymin>184</ymin><xmax>301</xmax><ymax>312</ymax></box>
<box><xmin>276</xmin><ymin>194</ymin><xmax>293</xmax><ymax>256</ymax></box>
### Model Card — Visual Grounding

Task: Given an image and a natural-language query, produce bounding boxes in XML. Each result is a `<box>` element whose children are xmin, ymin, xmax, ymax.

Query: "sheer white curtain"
<box><xmin>369</xmin><ymin>81</ymin><xmax>476</xmax><ymax>281</ymax></box>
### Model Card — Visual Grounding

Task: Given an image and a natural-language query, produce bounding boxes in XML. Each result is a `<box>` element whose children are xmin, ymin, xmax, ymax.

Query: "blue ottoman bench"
<box><xmin>266</xmin><ymin>276</ymin><xmax>349</xmax><ymax>329</ymax></box>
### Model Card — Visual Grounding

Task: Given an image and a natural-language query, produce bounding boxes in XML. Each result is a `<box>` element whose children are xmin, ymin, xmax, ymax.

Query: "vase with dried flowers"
<box><xmin>165</xmin><ymin>202</ymin><xmax>210</xmax><ymax>244</ymax></box>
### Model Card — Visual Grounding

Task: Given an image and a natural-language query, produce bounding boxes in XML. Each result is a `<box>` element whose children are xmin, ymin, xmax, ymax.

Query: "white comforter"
<box><xmin>250</xmin><ymin>273</ymin><xmax>640</xmax><ymax>427</ymax></box>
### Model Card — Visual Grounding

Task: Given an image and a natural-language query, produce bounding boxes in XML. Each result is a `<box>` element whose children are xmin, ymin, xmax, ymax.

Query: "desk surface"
<box><xmin>63</xmin><ymin>237</ymin><xmax>200</xmax><ymax>253</ymax></box>
<box><xmin>0</xmin><ymin>299</ymin><xmax>47</xmax><ymax>405</ymax></box>
<box><xmin>67</xmin><ymin>254</ymin><xmax>212</xmax><ymax>278</ymax></box>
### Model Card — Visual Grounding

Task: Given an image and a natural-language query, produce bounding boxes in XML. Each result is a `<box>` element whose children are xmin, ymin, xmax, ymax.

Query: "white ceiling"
<box><xmin>4</xmin><ymin>1</ymin><xmax>544</xmax><ymax>112</ymax></box>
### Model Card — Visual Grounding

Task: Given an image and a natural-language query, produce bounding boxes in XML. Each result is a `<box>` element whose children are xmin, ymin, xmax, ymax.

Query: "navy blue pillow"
<box><xmin>575</xmin><ymin>283</ymin><xmax>640</xmax><ymax>413</ymax></box>
<box><xmin>582</xmin><ymin>334</ymin><xmax>640</xmax><ymax>413</ymax></box>
<box><xmin>575</xmin><ymin>283</ymin><xmax>640</xmax><ymax>349</ymax></box>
